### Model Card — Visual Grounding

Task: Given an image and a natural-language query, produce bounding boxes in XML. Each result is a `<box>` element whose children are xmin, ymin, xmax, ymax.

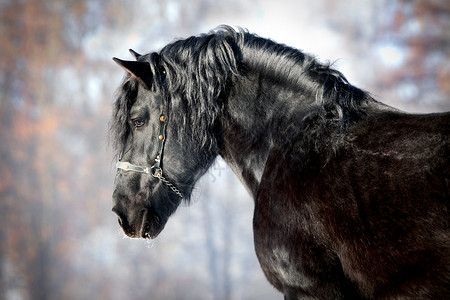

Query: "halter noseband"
<box><xmin>116</xmin><ymin>114</ymin><xmax>184</xmax><ymax>199</ymax></box>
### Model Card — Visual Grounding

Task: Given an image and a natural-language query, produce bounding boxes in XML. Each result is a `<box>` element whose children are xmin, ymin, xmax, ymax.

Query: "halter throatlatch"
<box><xmin>116</xmin><ymin>115</ymin><xmax>183</xmax><ymax>198</ymax></box>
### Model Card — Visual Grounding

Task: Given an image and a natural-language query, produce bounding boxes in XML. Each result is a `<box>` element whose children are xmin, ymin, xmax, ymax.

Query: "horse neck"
<box><xmin>219</xmin><ymin>68</ymin><xmax>315</xmax><ymax>197</ymax></box>
<box><xmin>216</xmin><ymin>35</ymin><xmax>383</xmax><ymax>197</ymax></box>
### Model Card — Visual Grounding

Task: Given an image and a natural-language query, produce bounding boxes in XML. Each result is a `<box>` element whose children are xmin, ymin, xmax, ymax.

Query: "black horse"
<box><xmin>110</xmin><ymin>26</ymin><xmax>449</xmax><ymax>299</ymax></box>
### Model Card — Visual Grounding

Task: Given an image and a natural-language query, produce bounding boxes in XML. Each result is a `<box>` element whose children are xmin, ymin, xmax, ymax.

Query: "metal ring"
<box><xmin>151</xmin><ymin>167</ymin><xmax>163</xmax><ymax>178</ymax></box>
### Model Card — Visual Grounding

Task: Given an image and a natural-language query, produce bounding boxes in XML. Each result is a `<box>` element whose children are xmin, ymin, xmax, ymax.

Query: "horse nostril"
<box><xmin>112</xmin><ymin>206</ymin><xmax>127</xmax><ymax>229</ymax></box>
<box><xmin>112</xmin><ymin>205</ymin><xmax>119</xmax><ymax>215</ymax></box>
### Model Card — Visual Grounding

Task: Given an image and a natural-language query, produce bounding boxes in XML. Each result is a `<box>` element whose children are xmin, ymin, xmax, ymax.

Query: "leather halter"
<box><xmin>116</xmin><ymin>114</ymin><xmax>183</xmax><ymax>198</ymax></box>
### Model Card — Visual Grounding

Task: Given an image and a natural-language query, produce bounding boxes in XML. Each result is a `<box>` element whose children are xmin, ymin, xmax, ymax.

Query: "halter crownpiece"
<box><xmin>116</xmin><ymin>114</ymin><xmax>183</xmax><ymax>198</ymax></box>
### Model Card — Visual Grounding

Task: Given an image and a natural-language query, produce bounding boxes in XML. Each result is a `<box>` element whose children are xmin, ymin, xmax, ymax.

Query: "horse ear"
<box><xmin>113</xmin><ymin>57</ymin><xmax>152</xmax><ymax>89</ymax></box>
<box><xmin>129</xmin><ymin>49</ymin><xmax>142</xmax><ymax>60</ymax></box>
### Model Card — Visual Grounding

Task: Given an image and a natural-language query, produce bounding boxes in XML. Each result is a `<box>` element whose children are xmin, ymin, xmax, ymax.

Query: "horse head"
<box><xmin>110</xmin><ymin>50</ymin><xmax>218</xmax><ymax>239</ymax></box>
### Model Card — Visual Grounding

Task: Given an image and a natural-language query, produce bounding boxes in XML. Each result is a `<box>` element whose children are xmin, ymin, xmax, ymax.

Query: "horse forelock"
<box><xmin>109</xmin><ymin>79</ymin><xmax>138</xmax><ymax>160</ymax></box>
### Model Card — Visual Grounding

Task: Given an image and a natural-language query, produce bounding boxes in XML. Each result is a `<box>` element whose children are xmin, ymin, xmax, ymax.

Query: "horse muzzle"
<box><xmin>112</xmin><ymin>204</ymin><xmax>164</xmax><ymax>239</ymax></box>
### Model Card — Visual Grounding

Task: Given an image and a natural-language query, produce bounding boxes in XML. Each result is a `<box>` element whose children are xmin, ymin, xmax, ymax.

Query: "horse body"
<box><xmin>222</xmin><ymin>53</ymin><xmax>450</xmax><ymax>298</ymax></box>
<box><xmin>110</xmin><ymin>27</ymin><xmax>450</xmax><ymax>299</ymax></box>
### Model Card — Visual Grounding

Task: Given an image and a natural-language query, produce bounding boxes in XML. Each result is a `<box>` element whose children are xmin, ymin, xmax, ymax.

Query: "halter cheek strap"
<box><xmin>152</xmin><ymin>115</ymin><xmax>167</xmax><ymax>172</ymax></box>
<box><xmin>116</xmin><ymin>114</ymin><xmax>183</xmax><ymax>199</ymax></box>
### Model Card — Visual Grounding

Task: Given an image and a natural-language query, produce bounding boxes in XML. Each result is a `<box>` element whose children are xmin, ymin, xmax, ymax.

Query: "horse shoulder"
<box><xmin>253</xmin><ymin>136</ymin><xmax>367</xmax><ymax>298</ymax></box>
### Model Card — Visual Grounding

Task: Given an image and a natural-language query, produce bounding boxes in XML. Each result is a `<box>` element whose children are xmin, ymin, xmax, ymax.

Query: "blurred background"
<box><xmin>0</xmin><ymin>0</ymin><xmax>449</xmax><ymax>299</ymax></box>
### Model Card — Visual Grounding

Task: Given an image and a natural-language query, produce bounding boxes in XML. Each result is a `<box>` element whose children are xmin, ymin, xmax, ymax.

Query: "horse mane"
<box><xmin>158</xmin><ymin>27</ymin><xmax>240</xmax><ymax>154</ymax></box>
<box><xmin>110</xmin><ymin>26</ymin><xmax>373</xmax><ymax>159</ymax></box>
<box><xmin>234</xmin><ymin>27</ymin><xmax>373</xmax><ymax>123</ymax></box>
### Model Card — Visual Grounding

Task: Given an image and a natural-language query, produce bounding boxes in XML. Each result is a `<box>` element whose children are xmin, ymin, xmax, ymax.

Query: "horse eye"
<box><xmin>133</xmin><ymin>119</ymin><xmax>145</xmax><ymax>128</ymax></box>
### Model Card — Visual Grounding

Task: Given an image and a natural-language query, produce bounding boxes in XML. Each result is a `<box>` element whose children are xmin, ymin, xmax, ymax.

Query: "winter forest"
<box><xmin>0</xmin><ymin>0</ymin><xmax>449</xmax><ymax>299</ymax></box>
